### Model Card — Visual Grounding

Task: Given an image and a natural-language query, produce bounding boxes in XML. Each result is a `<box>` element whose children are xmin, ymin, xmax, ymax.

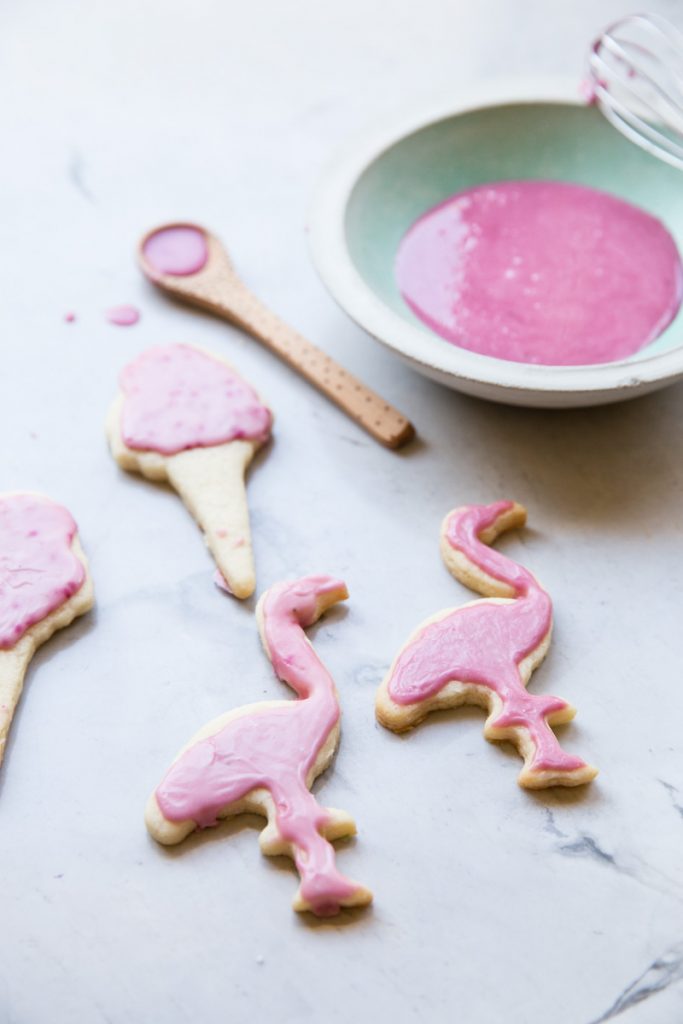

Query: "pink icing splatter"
<box><xmin>396</xmin><ymin>181</ymin><xmax>683</xmax><ymax>365</ymax></box>
<box><xmin>142</xmin><ymin>225</ymin><xmax>208</xmax><ymax>277</ymax></box>
<box><xmin>0</xmin><ymin>494</ymin><xmax>85</xmax><ymax>650</ymax></box>
<box><xmin>212</xmin><ymin>569</ymin><xmax>234</xmax><ymax>595</ymax></box>
<box><xmin>155</xmin><ymin>575</ymin><xmax>365</xmax><ymax>917</ymax></box>
<box><xmin>387</xmin><ymin>502</ymin><xmax>589</xmax><ymax>777</ymax></box>
<box><xmin>119</xmin><ymin>343</ymin><xmax>272</xmax><ymax>454</ymax></box>
<box><xmin>579</xmin><ymin>78</ymin><xmax>598</xmax><ymax>105</ymax></box>
<box><xmin>64</xmin><ymin>312</ymin><xmax>76</xmax><ymax>323</ymax></box>
<box><xmin>106</xmin><ymin>305</ymin><xmax>140</xmax><ymax>327</ymax></box>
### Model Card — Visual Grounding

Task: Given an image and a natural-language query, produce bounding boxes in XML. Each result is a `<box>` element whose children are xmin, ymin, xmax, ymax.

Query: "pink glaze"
<box><xmin>155</xmin><ymin>576</ymin><xmax>362</xmax><ymax>917</ymax></box>
<box><xmin>396</xmin><ymin>181</ymin><xmax>683</xmax><ymax>365</ymax></box>
<box><xmin>106</xmin><ymin>305</ymin><xmax>140</xmax><ymax>327</ymax></box>
<box><xmin>579</xmin><ymin>78</ymin><xmax>598</xmax><ymax>105</ymax></box>
<box><xmin>142</xmin><ymin>225</ymin><xmax>208</xmax><ymax>277</ymax></box>
<box><xmin>119</xmin><ymin>343</ymin><xmax>272</xmax><ymax>454</ymax></box>
<box><xmin>0</xmin><ymin>494</ymin><xmax>85</xmax><ymax>651</ymax></box>
<box><xmin>387</xmin><ymin>502</ymin><xmax>587</xmax><ymax>776</ymax></box>
<box><xmin>212</xmin><ymin>569</ymin><xmax>234</xmax><ymax>595</ymax></box>
<box><xmin>64</xmin><ymin>312</ymin><xmax>76</xmax><ymax>323</ymax></box>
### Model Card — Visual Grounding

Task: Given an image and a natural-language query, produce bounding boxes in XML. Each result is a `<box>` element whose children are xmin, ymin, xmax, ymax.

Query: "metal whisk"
<box><xmin>589</xmin><ymin>12</ymin><xmax>683</xmax><ymax>170</ymax></box>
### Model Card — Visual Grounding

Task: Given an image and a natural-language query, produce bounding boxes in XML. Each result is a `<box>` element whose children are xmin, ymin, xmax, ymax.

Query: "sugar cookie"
<box><xmin>106</xmin><ymin>343</ymin><xmax>272</xmax><ymax>599</ymax></box>
<box><xmin>145</xmin><ymin>575</ymin><xmax>372</xmax><ymax>917</ymax></box>
<box><xmin>376</xmin><ymin>501</ymin><xmax>597</xmax><ymax>788</ymax></box>
<box><xmin>0</xmin><ymin>493</ymin><xmax>93</xmax><ymax>768</ymax></box>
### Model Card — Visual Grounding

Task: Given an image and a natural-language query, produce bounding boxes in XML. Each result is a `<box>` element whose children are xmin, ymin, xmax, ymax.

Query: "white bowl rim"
<box><xmin>308</xmin><ymin>75</ymin><xmax>683</xmax><ymax>399</ymax></box>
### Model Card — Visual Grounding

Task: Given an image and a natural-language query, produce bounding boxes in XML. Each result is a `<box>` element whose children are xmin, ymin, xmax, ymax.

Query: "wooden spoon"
<box><xmin>138</xmin><ymin>223</ymin><xmax>415</xmax><ymax>449</ymax></box>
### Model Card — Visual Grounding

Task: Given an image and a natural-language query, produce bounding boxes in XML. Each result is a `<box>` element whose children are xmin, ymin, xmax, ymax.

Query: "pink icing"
<box><xmin>0</xmin><ymin>494</ymin><xmax>85</xmax><ymax>650</ymax></box>
<box><xmin>142</xmin><ymin>225</ymin><xmax>208</xmax><ymax>277</ymax></box>
<box><xmin>579</xmin><ymin>78</ymin><xmax>598</xmax><ymax>105</ymax></box>
<box><xmin>155</xmin><ymin>576</ymin><xmax>363</xmax><ymax>917</ymax></box>
<box><xmin>212</xmin><ymin>569</ymin><xmax>234</xmax><ymax>595</ymax></box>
<box><xmin>387</xmin><ymin>501</ymin><xmax>588</xmax><ymax>776</ymax></box>
<box><xmin>106</xmin><ymin>305</ymin><xmax>140</xmax><ymax>326</ymax></box>
<box><xmin>119</xmin><ymin>343</ymin><xmax>272</xmax><ymax>454</ymax></box>
<box><xmin>64</xmin><ymin>312</ymin><xmax>76</xmax><ymax>323</ymax></box>
<box><xmin>396</xmin><ymin>181</ymin><xmax>683</xmax><ymax>365</ymax></box>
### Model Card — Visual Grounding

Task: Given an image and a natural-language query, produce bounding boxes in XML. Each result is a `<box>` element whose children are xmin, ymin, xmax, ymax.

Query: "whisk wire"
<box><xmin>590</xmin><ymin>13</ymin><xmax>683</xmax><ymax>170</ymax></box>
<box><xmin>592</xmin><ymin>50</ymin><xmax>681</xmax><ymax>130</ymax></box>
<box><xmin>599</xmin><ymin>36</ymin><xmax>683</xmax><ymax>119</ymax></box>
<box><xmin>595</xmin><ymin>81</ymin><xmax>683</xmax><ymax>166</ymax></box>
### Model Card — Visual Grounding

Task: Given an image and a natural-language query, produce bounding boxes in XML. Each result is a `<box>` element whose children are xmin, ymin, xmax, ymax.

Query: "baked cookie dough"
<box><xmin>376</xmin><ymin>501</ymin><xmax>597</xmax><ymax>789</ymax></box>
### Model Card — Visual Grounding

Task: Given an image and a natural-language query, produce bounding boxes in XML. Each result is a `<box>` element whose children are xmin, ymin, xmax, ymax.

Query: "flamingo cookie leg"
<box><xmin>145</xmin><ymin>575</ymin><xmax>372</xmax><ymax>917</ymax></box>
<box><xmin>0</xmin><ymin>493</ymin><xmax>93</xmax><ymax>768</ymax></box>
<box><xmin>106</xmin><ymin>343</ymin><xmax>272</xmax><ymax>599</ymax></box>
<box><xmin>376</xmin><ymin>501</ymin><xmax>597</xmax><ymax>789</ymax></box>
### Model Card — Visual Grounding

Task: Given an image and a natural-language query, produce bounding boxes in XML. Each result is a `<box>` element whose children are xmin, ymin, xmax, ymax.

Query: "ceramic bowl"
<box><xmin>309</xmin><ymin>78</ymin><xmax>683</xmax><ymax>408</ymax></box>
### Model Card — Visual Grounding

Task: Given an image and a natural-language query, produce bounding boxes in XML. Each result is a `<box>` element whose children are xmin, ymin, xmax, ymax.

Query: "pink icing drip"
<box><xmin>64</xmin><ymin>312</ymin><xmax>76</xmax><ymax>323</ymax></box>
<box><xmin>142</xmin><ymin>226</ymin><xmax>208</xmax><ymax>277</ymax></box>
<box><xmin>106</xmin><ymin>305</ymin><xmax>140</xmax><ymax>326</ymax></box>
<box><xmin>579</xmin><ymin>78</ymin><xmax>598</xmax><ymax>105</ymax></box>
<box><xmin>387</xmin><ymin>502</ymin><xmax>587</xmax><ymax>775</ymax></box>
<box><xmin>155</xmin><ymin>576</ymin><xmax>362</xmax><ymax>916</ymax></box>
<box><xmin>396</xmin><ymin>181</ymin><xmax>683</xmax><ymax>366</ymax></box>
<box><xmin>212</xmin><ymin>569</ymin><xmax>234</xmax><ymax>595</ymax></box>
<box><xmin>119</xmin><ymin>343</ymin><xmax>272</xmax><ymax>454</ymax></box>
<box><xmin>0</xmin><ymin>494</ymin><xmax>85</xmax><ymax>650</ymax></box>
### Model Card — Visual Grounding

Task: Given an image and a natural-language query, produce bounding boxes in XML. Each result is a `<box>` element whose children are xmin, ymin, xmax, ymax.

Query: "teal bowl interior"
<box><xmin>345</xmin><ymin>102</ymin><xmax>683</xmax><ymax>360</ymax></box>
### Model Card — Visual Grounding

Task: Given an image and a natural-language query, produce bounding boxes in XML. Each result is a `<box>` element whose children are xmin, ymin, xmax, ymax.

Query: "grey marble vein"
<box><xmin>659</xmin><ymin>780</ymin><xmax>683</xmax><ymax>821</ymax></box>
<box><xmin>67</xmin><ymin>150</ymin><xmax>95</xmax><ymax>203</ymax></box>
<box><xmin>559</xmin><ymin>834</ymin><xmax>616</xmax><ymax>865</ymax></box>
<box><xmin>588</xmin><ymin>942</ymin><xmax>683</xmax><ymax>1023</ymax></box>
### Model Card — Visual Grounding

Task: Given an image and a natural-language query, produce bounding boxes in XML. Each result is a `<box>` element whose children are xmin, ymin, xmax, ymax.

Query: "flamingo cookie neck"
<box><xmin>444</xmin><ymin>501</ymin><xmax>538</xmax><ymax>597</ymax></box>
<box><xmin>119</xmin><ymin>343</ymin><xmax>272</xmax><ymax>455</ymax></box>
<box><xmin>148</xmin><ymin>575</ymin><xmax>372</xmax><ymax>918</ymax></box>
<box><xmin>377</xmin><ymin>501</ymin><xmax>597</xmax><ymax>789</ymax></box>
<box><xmin>0</xmin><ymin>494</ymin><xmax>86</xmax><ymax>650</ymax></box>
<box><xmin>261</xmin><ymin>576</ymin><xmax>341</xmax><ymax>706</ymax></box>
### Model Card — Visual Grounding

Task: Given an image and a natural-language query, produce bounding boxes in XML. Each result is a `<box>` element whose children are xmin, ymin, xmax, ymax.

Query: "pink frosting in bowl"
<box><xmin>308</xmin><ymin>82</ymin><xmax>683</xmax><ymax>407</ymax></box>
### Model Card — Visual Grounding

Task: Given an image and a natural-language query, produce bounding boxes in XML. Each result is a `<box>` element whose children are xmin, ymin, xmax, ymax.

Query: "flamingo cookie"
<box><xmin>107</xmin><ymin>343</ymin><xmax>272</xmax><ymax>599</ymax></box>
<box><xmin>0</xmin><ymin>493</ymin><xmax>93</xmax><ymax>768</ymax></box>
<box><xmin>376</xmin><ymin>501</ymin><xmax>597</xmax><ymax>789</ymax></box>
<box><xmin>145</xmin><ymin>575</ymin><xmax>372</xmax><ymax>917</ymax></box>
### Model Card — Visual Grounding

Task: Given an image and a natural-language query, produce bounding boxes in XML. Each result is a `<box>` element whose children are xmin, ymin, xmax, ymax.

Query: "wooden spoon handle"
<box><xmin>139</xmin><ymin>227</ymin><xmax>415</xmax><ymax>448</ymax></box>
<box><xmin>224</xmin><ymin>293</ymin><xmax>414</xmax><ymax>448</ymax></box>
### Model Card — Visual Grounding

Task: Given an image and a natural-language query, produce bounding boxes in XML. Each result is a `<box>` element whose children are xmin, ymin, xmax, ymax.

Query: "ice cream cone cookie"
<box><xmin>0</xmin><ymin>493</ymin><xmax>93</xmax><ymax>769</ymax></box>
<box><xmin>376</xmin><ymin>502</ymin><xmax>597</xmax><ymax>789</ymax></box>
<box><xmin>106</xmin><ymin>343</ymin><xmax>272</xmax><ymax>599</ymax></box>
<box><xmin>145</xmin><ymin>575</ymin><xmax>372</xmax><ymax>918</ymax></box>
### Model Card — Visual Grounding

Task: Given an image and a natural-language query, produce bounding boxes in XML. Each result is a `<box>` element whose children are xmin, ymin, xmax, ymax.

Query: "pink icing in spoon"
<box><xmin>119</xmin><ymin>343</ymin><xmax>272</xmax><ymax>454</ymax></box>
<box><xmin>155</xmin><ymin>576</ymin><xmax>369</xmax><ymax>917</ymax></box>
<box><xmin>0</xmin><ymin>494</ymin><xmax>85</xmax><ymax>650</ymax></box>
<box><xmin>396</xmin><ymin>181</ymin><xmax>683</xmax><ymax>366</ymax></box>
<box><xmin>142</xmin><ymin>225</ymin><xmax>208</xmax><ymax>277</ymax></box>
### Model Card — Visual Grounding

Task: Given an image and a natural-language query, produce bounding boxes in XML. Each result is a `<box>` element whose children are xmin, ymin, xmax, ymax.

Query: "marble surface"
<box><xmin>1</xmin><ymin>1</ymin><xmax>682</xmax><ymax>1021</ymax></box>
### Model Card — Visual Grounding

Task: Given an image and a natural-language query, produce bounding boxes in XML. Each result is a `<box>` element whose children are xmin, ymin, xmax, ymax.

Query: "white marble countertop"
<box><xmin>1</xmin><ymin>1</ymin><xmax>682</xmax><ymax>1021</ymax></box>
